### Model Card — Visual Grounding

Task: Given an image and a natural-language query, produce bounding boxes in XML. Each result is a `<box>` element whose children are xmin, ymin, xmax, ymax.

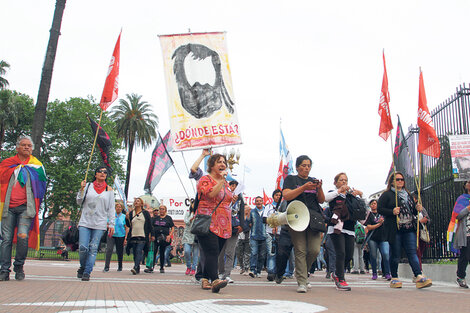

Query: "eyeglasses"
<box><xmin>97</xmin><ymin>170</ymin><xmax>108</xmax><ymax>174</ymax></box>
<box><xmin>395</xmin><ymin>178</ymin><xmax>404</xmax><ymax>181</ymax></box>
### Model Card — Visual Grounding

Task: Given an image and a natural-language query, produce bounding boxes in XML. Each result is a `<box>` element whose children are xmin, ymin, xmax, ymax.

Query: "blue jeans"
<box><xmin>249</xmin><ymin>238</ymin><xmax>266</xmax><ymax>274</ymax></box>
<box><xmin>368</xmin><ymin>239</ymin><xmax>390</xmax><ymax>275</ymax></box>
<box><xmin>132</xmin><ymin>241</ymin><xmax>146</xmax><ymax>269</ymax></box>
<box><xmin>79</xmin><ymin>227</ymin><xmax>105</xmax><ymax>275</ymax></box>
<box><xmin>390</xmin><ymin>231</ymin><xmax>422</xmax><ymax>278</ymax></box>
<box><xmin>265</xmin><ymin>234</ymin><xmax>277</xmax><ymax>274</ymax></box>
<box><xmin>284</xmin><ymin>248</ymin><xmax>294</xmax><ymax>276</ymax></box>
<box><xmin>184</xmin><ymin>243</ymin><xmax>199</xmax><ymax>270</ymax></box>
<box><xmin>0</xmin><ymin>205</ymin><xmax>32</xmax><ymax>272</ymax></box>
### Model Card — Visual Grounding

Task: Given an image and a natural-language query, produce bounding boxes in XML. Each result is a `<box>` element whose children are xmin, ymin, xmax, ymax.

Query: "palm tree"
<box><xmin>111</xmin><ymin>93</ymin><xmax>158</xmax><ymax>197</ymax></box>
<box><xmin>31</xmin><ymin>0</ymin><xmax>66</xmax><ymax>157</ymax></box>
<box><xmin>0</xmin><ymin>60</ymin><xmax>10</xmax><ymax>89</ymax></box>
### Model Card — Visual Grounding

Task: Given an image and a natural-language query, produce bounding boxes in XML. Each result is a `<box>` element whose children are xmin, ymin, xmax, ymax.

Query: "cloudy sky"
<box><xmin>2</xmin><ymin>0</ymin><xmax>470</xmax><ymax>203</ymax></box>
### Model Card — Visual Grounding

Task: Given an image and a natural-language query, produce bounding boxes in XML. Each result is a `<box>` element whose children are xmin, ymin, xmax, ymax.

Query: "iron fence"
<box><xmin>397</xmin><ymin>83</ymin><xmax>470</xmax><ymax>260</ymax></box>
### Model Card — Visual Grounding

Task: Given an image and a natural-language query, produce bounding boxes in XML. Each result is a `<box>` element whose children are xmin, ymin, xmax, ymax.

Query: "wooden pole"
<box><xmin>82</xmin><ymin>110</ymin><xmax>103</xmax><ymax>194</ymax></box>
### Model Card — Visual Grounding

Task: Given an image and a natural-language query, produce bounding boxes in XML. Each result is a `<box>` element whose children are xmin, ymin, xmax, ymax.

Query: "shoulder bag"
<box><xmin>294</xmin><ymin>176</ymin><xmax>326</xmax><ymax>233</ymax></box>
<box><xmin>191</xmin><ymin>186</ymin><xmax>226</xmax><ymax>236</ymax></box>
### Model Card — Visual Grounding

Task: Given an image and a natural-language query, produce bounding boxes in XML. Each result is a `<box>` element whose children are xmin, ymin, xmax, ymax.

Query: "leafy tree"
<box><xmin>0</xmin><ymin>60</ymin><xmax>10</xmax><ymax>89</ymax></box>
<box><xmin>111</xmin><ymin>93</ymin><xmax>158</xmax><ymax>197</ymax></box>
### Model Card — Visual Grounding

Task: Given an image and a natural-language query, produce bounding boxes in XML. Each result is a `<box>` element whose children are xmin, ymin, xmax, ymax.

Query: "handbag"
<box><xmin>62</xmin><ymin>184</ymin><xmax>91</xmax><ymax>251</ymax></box>
<box><xmin>294</xmin><ymin>176</ymin><xmax>326</xmax><ymax>233</ymax></box>
<box><xmin>420</xmin><ymin>224</ymin><xmax>430</xmax><ymax>243</ymax></box>
<box><xmin>191</xmin><ymin>187</ymin><xmax>226</xmax><ymax>236</ymax></box>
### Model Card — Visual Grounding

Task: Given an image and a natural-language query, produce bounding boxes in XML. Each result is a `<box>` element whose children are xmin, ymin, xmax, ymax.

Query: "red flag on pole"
<box><xmin>378</xmin><ymin>51</ymin><xmax>393</xmax><ymax>141</ymax></box>
<box><xmin>99</xmin><ymin>31</ymin><xmax>121</xmax><ymax>111</ymax></box>
<box><xmin>263</xmin><ymin>189</ymin><xmax>271</xmax><ymax>206</ymax></box>
<box><xmin>417</xmin><ymin>70</ymin><xmax>440</xmax><ymax>158</ymax></box>
<box><xmin>275</xmin><ymin>159</ymin><xmax>283</xmax><ymax>191</ymax></box>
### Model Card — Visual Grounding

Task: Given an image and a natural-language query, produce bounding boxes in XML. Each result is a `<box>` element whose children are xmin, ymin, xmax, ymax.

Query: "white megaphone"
<box><xmin>266</xmin><ymin>200</ymin><xmax>310</xmax><ymax>232</ymax></box>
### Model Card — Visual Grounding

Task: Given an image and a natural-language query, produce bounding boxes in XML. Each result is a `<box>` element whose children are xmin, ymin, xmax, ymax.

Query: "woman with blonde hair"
<box><xmin>126</xmin><ymin>197</ymin><xmax>152</xmax><ymax>275</ymax></box>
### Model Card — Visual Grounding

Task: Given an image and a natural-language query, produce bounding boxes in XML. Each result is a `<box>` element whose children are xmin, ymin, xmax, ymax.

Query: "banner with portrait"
<box><xmin>159</xmin><ymin>32</ymin><xmax>242</xmax><ymax>151</ymax></box>
<box><xmin>449</xmin><ymin>134</ymin><xmax>470</xmax><ymax>181</ymax></box>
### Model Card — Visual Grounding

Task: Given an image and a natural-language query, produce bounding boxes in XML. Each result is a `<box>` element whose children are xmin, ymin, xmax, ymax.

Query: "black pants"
<box><xmin>331</xmin><ymin>232</ymin><xmax>355</xmax><ymax>281</ymax></box>
<box><xmin>198</xmin><ymin>231</ymin><xmax>226</xmax><ymax>281</ymax></box>
<box><xmin>276</xmin><ymin>230</ymin><xmax>293</xmax><ymax>278</ymax></box>
<box><xmin>154</xmin><ymin>240</ymin><xmax>170</xmax><ymax>270</ymax></box>
<box><xmin>104</xmin><ymin>236</ymin><xmax>125</xmax><ymax>269</ymax></box>
<box><xmin>457</xmin><ymin>237</ymin><xmax>470</xmax><ymax>279</ymax></box>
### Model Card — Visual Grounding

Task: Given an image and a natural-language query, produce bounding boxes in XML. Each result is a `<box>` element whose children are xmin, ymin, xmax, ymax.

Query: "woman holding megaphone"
<box><xmin>282</xmin><ymin>155</ymin><xmax>325</xmax><ymax>293</ymax></box>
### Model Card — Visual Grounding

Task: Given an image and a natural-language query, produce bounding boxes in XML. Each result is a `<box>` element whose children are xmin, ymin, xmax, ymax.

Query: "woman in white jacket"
<box><xmin>76</xmin><ymin>166</ymin><xmax>115</xmax><ymax>281</ymax></box>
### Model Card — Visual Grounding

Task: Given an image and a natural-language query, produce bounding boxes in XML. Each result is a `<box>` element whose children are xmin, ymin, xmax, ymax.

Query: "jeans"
<box><xmin>265</xmin><ymin>234</ymin><xmax>277</xmax><ymax>274</ymax></box>
<box><xmin>154</xmin><ymin>240</ymin><xmax>170</xmax><ymax>269</ymax></box>
<box><xmin>218</xmin><ymin>235</ymin><xmax>238</xmax><ymax>278</ymax></box>
<box><xmin>390</xmin><ymin>231</ymin><xmax>422</xmax><ymax>278</ymax></box>
<box><xmin>325</xmin><ymin>234</ymin><xmax>336</xmax><ymax>273</ymax></box>
<box><xmin>457</xmin><ymin>237</ymin><xmax>470</xmax><ymax>279</ymax></box>
<box><xmin>236</xmin><ymin>238</ymin><xmax>251</xmax><ymax>271</ymax></box>
<box><xmin>79</xmin><ymin>227</ymin><xmax>105</xmax><ymax>275</ymax></box>
<box><xmin>104</xmin><ymin>236</ymin><xmax>125</xmax><ymax>269</ymax></box>
<box><xmin>184</xmin><ymin>243</ymin><xmax>199</xmax><ymax>270</ymax></box>
<box><xmin>368</xmin><ymin>239</ymin><xmax>390</xmax><ymax>275</ymax></box>
<box><xmin>331</xmin><ymin>232</ymin><xmax>355</xmax><ymax>281</ymax></box>
<box><xmin>285</xmin><ymin>248</ymin><xmax>295</xmax><ymax>276</ymax></box>
<box><xmin>0</xmin><ymin>205</ymin><xmax>32</xmax><ymax>272</ymax></box>
<box><xmin>132</xmin><ymin>240</ymin><xmax>146</xmax><ymax>270</ymax></box>
<box><xmin>249</xmin><ymin>238</ymin><xmax>266</xmax><ymax>274</ymax></box>
<box><xmin>352</xmin><ymin>242</ymin><xmax>365</xmax><ymax>271</ymax></box>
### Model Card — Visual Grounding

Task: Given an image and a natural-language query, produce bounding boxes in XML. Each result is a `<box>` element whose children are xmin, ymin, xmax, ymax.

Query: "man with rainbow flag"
<box><xmin>0</xmin><ymin>136</ymin><xmax>47</xmax><ymax>281</ymax></box>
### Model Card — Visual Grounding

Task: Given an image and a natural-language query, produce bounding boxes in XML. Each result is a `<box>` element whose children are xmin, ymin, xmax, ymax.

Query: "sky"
<box><xmin>2</xmin><ymin>0</ymin><xmax>470</xmax><ymax>204</ymax></box>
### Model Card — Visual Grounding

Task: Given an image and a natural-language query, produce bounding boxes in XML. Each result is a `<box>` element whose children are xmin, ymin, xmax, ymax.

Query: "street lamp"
<box><xmin>224</xmin><ymin>147</ymin><xmax>241</xmax><ymax>172</ymax></box>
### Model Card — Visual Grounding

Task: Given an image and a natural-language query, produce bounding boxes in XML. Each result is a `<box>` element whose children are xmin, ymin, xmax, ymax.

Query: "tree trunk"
<box><xmin>31</xmin><ymin>0</ymin><xmax>66</xmax><ymax>157</ymax></box>
<box><xmin>124</xmin><ymin>140</ymin><xmax>135</xmax><ymax>199</ymax></box>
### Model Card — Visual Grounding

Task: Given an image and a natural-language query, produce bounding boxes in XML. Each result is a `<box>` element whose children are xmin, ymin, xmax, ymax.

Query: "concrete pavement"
<box><xmin>0</xmin><ymin>260</ymin><xmax>468</xmax><ymax>313</ymax></box>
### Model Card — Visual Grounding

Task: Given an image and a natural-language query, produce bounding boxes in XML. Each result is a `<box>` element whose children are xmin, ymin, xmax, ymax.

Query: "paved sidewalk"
<box><xmin>0</xmin><ymin>260</ymin><xmax>468</xmax><ymax>313</ymax></box>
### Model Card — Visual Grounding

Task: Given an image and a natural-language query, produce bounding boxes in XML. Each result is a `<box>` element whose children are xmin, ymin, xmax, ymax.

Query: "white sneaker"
<box><xmin>225</xmin><ymin>276</ymin><xmax>234</xmax><ymax>283</ymax></box>
<box><xmin>219</xmin><ymin>274</ymin><xmax>224</xmax><ymax>280</ymax></box>
<box><xmin>297</xmin><ymin>285</ymin><xmax>308</xmax><ymax>293</ymax></box>
<box><xmin>307</xmin><ymin>282</ymin><xmax>312</xmax><ymax>289</ymax></box>
<box><xmin>256</xmin><ymin>273</ymin><xmax>261</xmax><ymax>278</ymax></box>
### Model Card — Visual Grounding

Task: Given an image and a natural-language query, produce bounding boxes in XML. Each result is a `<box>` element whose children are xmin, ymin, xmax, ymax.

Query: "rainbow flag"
<box><xmin>0</xmin><ymin>155</ymin><xmax>47</xmax><ymax>250</ymax></box>
<box><xmin>446</xmin><ymin>193</ymin><xmax>470</xmax><ymax>254</ymax></box>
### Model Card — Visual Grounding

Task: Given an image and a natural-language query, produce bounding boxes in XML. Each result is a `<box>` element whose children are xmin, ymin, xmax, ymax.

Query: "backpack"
<box><xmin>354</xmin><ymin>222</ymin><xmax>366</xmax><ymax>244</ymax></box>
<box><xmin>345</xmin><ymin>194</ymin><xmax>367</xmax><ymax>221</ymax></box>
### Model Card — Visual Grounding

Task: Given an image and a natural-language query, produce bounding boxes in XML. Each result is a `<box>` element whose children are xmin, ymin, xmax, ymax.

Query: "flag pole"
<box><xmin>180</xmin><ymin>151</ymin><xmax>196</xmax><ymax>194</ymax></box>
<box><xmin>390</xmin><ymin>135</ymin><xmax>399</xmax><ymax>228</ymax></box>
<box><xmin>83</xmin><ymin>110</ymin><xmax>104</xmax><ymax>194</ymax></box>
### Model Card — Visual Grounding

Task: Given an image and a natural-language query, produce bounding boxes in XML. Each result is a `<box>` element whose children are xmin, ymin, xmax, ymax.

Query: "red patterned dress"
<box><xmin>196</xmin><ymin>175</ymin><xmax>233</xmax><ymax>239</ymax></box>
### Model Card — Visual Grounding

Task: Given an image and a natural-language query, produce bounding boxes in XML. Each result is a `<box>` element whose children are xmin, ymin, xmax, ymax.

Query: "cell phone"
<box><xmin>312</xmin><ymin>179</ymin><xmax>319</xmax><ymax>184</ymax></box>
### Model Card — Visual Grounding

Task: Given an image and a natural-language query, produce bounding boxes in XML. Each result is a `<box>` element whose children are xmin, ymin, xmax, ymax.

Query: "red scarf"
<box><xmin>93</xmin><ymin>181</ymin><xmax>107</xmax><ymax>194</ymax></box>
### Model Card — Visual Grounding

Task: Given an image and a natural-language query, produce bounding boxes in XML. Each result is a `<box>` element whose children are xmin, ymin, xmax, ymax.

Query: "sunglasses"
<box><xmin>97</xmin><ymin>170</ymin><xmax>108</xmax><ymax>174</ymax></box>
<box><xmin>395</xmin><ymin>178</ymin><xmax>404</xmax><ymax>181</ymax></box>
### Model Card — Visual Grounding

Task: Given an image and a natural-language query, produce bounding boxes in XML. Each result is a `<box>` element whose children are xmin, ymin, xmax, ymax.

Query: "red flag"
<box><xmin>263</xmin><ymin>189</ymin><xmax>271</xmax><ymax>206</ymax></box>
<box><xmin>417</xmin><ymin>70</ymin><xmax>440</xmax><ymax>158</ymax></box>
<box><xmin>275</xmin><ymin>158</ymin><xmax>283</xmax><ymax>190</ymax></box>
<box><xmin>378</xmin><ymin>51</ymin><xmax>393</xmax><ymax>140</ymax></box>
<box><xmin>100</xmin><ymin>31</ymin><xmax>121</xmax><ymax>111</ymax></box>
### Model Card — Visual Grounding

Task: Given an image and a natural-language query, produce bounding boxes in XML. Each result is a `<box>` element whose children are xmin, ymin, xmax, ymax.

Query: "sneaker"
<box><xmin>166</xmin><ymin>263</ymin><xmax>172</xmax><ymax>267</ymax></box>
<box><xmin>201</xmin><ymin>278</ymin><xmax>211</xmax><ymax>290</ymax></box>
<box><xmin>185</xmin><ymin>268</ymin><xmax>191</xmax><ymax>275</ymax></box>
<box><xmin>131</xmin><ymin>267</ymin><xmax>139</xmax><ymax>275</ymax></box>
<box><xmin>240</xmin><ymin>269</ymin><xmax>245</xmax><ymax>275</ymax></box>
<box><xmin>390</xmin><ymin>279</ymin><xmax>403</xmax><ymax>288</ymax></box>
<box><xmin>190</xmin><ymin>269</ymin><xmax>196</xmax><ymax>276</ymax></box>
<box><xmin>248</xmin><ymin>271</ymin><xmax>255</xmax><ymax>278</ymax></box>
<box><xmin>456</xmin><ymin>277</ymin><xmax>469</xmax><ymax>288</ymax></box>
<box><xmin>81</xmin><ymin>273</ymin><xmax>90</xmax><ymax>281</ymax></box>
<box><xmin>415</xmin><ymin>276</ymin><xmax>432</xmax><ymax>289</ymax></box>
<box><xmin>160</xmin><ymin>268</ymin><xmax>165</xmax><ymax>273</ymax></box>
<box><xmin>360</xmin><ymin>270</ymin><xmax>366</xmax><ymax>274</ymax></box>
<box><xmin>225</xmin><ymin>276</ymin><xmax>234</xmax><ymax>283</ymax></box>
<box><xmin>117</xmin><ymin>266</ymin><xmax>122</xmax><ymax>272</ymax></box>
<box><xmin>297</xmin><ymin>285</ymin><xmax>308</xmax><ymax>293</ymax></box>
<box><xmin>77</xmin><ymin>267</ymin><xmax>84</xmax><ymax>279</ymax></box>
<box><xmin>275</xmin><ymin>275</ymin><xmax>284</xmax><ymax>284</ymax></box>
<box><xmin>333</xmin><ymin>273</ymin><xmax>351</xmax><ymax>291</ymax></box>
<box><xmin>372</xmin><ymin>274</ymin><xmax>378</xmax><ymax>280</ymax></box>
<box><xmin>0</xmin><ymin>271</ymin><xmax>10</xmax><ymax>281</ymax></box>
<box><xmin>351</xmin><ymin>270</ymin><xmax>359</xmax><ymax>274</ymax></box>
<box><xmin>307</xmin><ymin>282</ymin><xmax>312</xmax><ymax>289</ymax></box>
<box><xmin>14</xmin><ymin>266</ymin><xmax>25</xmax><ymax>281</ymax></box>
<box><xmin>267</xmin><ymin>273</ymin><xmax>275</xmax><ymax>281</ymax></box>
<box><xmin>412</xmin><ymin>276</ymin><xmax>417</xmax><ymax>283</ymax></box>
<box><xmin>256</xmin><ymin>273</ymin><xmax>261</xmax><ymax>278</ymax></box>
<box><xmin>385</xmin><ymin>274</ymin><xmax>392</xmax><ymax>281</ymax></box>
<box><xmin>103</xmin><ymin>267</ymin><xmax>109</xmax><ymax>273</ymax></box>
<box><xmin>144</xmin><ymin>268</ymin><xmax>154</xmax><ymax>273</ymax></box>
<box><xmin>211</xmin><ymin>279</ymin><xmax>228</xmax><ymax>293</ymax></box>
<box><xmin>325</xmin><ymin>272</ymin><xmax>331</xmax><ymax>279</ymax></box>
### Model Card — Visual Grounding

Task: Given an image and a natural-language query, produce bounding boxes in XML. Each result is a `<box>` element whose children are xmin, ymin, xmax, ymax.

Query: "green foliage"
<box><xmin>1</xmin><ymin>95</ymin><xmax>125</xmax><ymax>221</ymax></box>
<box><xmin>0</xmin><ymin>60</ymin><xmax>10</xmax><ymax>89</ymax></box>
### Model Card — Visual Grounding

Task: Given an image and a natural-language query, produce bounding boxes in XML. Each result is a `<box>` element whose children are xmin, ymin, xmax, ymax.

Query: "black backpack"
<box><xmin>345</xmin><ymin>194</ymin><xmax>367</xmax><ymax>221</ymax></box>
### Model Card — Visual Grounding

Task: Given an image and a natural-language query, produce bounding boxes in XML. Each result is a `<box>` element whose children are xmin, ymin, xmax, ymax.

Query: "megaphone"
<box><xmin>267</xmin><ymin>200</ymin><xmax>310</xmax><ymax>232</ymax></box>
